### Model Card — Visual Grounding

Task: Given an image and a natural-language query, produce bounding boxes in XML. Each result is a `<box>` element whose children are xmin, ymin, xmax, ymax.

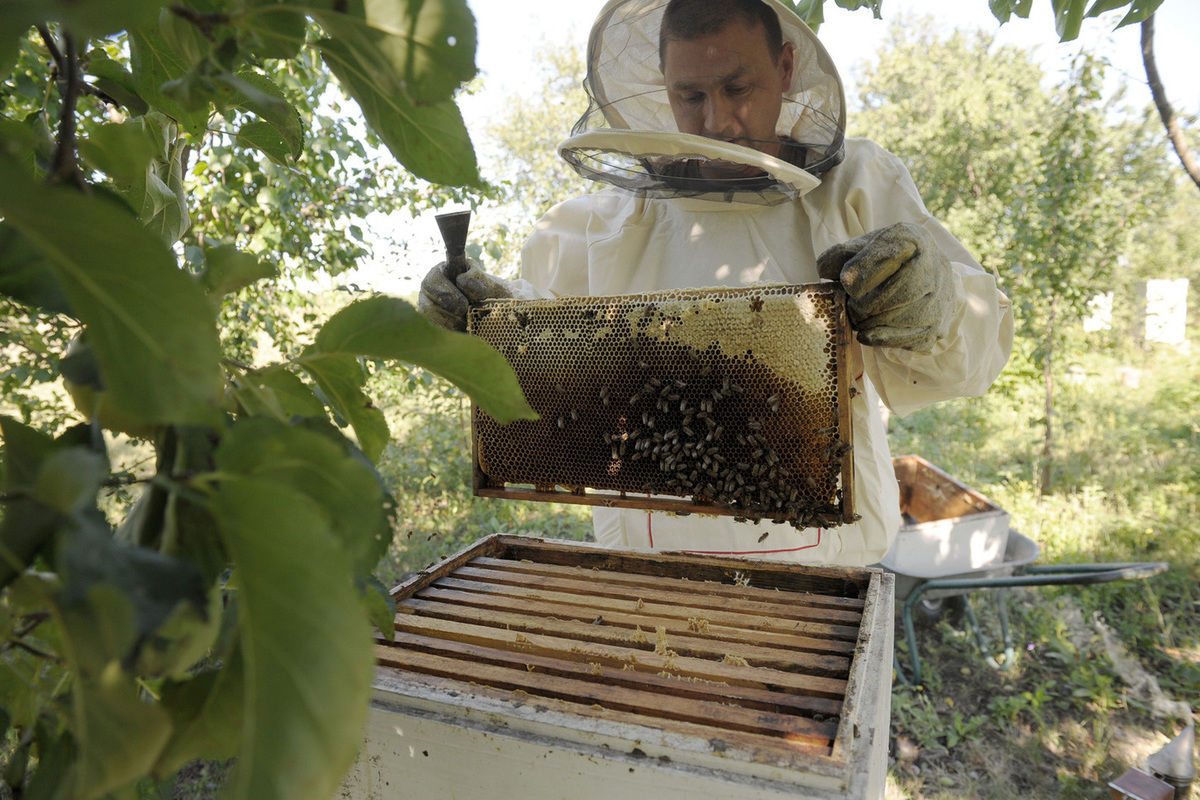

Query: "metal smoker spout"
<box><xmin>435</xmin><ymin>210</ymin><xmax>472</xmax><ymax>279</ymax></box>
<box><xmin>1147</xmin><ymin>717</ymin><xmax>1196</xmax><ymax>799</ymax></box>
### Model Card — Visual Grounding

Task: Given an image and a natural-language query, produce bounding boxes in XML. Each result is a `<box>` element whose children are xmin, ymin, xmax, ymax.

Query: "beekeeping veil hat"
<box><xmin>559</xmin><ymin>0</ymin><xmax>845</xmax><ymax>203</ymax></box>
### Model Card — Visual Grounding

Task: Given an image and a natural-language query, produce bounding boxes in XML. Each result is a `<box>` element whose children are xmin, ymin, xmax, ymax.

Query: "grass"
<box><xmin>371</xmin><ymin>340</ymin><xmax>1198</xmax><ymax>799</ymax></box>
<box><xmin>881</xmin><ymin>341</ymin><xmax>1199</xmax><ymax>798</ymax></box>
<box><xmin>369</xmin><ymin>366</ymin><xmax>592</xmax><ymax>587</ymax></box>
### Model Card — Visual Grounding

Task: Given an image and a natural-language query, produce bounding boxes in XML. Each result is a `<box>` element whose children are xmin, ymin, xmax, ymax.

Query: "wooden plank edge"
<box><xmin>468</xmin><ymin>555</ymin><xmax>868</xmax><ymax>610</ymax></box>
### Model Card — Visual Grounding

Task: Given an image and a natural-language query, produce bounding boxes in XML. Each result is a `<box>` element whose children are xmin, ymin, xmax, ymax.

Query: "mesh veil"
<box><xmin>559</xmin><ymin>0</ymin><xmax>846</xmax><ymax>203</ymax></box>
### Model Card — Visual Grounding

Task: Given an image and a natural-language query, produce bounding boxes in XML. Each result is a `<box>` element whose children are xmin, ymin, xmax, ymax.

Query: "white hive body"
<box><xmin>468</xmin><ymin>283</ymin><xmax>855</xmax><ymax>528</ymax></box>
<box><xmin>342</xmin><ymin>536</ymin><xmax>895</xmax><ymax>800</ymax></box>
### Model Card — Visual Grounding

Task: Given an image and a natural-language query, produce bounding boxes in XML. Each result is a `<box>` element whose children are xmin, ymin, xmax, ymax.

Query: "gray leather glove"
<box><xmin>817</xmin><ymin>222</ymin><xmax>955</xmax><ymax>352</ymax></box>
<box><xmin>418</xmin><ymin>258</ymin><xmax>513</xmax><ymax>332</ymax></box>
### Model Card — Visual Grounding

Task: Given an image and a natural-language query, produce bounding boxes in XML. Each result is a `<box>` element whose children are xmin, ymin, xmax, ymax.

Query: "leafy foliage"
<box><xmin>478</xmin><ymin>40</ymin><xmax>591</xmax><ymax>276</ymax></box>
<box><xmin>852</xmin><ymin>18</ymin><xmax>1171</xmax><ymax>491</ymax></box>
<box><xmin>787</xmin><ymin>0</ymin><xmax>1166</xmax><ymax>40</ymax></box>
<box><xmin>0</xmin><ymin>1</ymin><xmax>537</xmax><ymax>798</ymax></box>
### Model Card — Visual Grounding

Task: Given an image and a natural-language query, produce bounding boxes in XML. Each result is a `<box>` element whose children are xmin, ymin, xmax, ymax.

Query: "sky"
<box><xmin>465</xmin><ymin>0</ymin><xmax>1197</xmax><ymax>110</ymax></box>
<box><xmin>349</xmin><ymin>0</ymin><xmax>1198</xmax><ymax>294</ymax></box>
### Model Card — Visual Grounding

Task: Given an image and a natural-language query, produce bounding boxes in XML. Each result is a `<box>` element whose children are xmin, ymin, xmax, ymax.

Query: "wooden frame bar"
<box><xmin>345</xmin><ymin>535</ymin><xmax>894</xmax><ymax>799</ymax></box>
<box><xmin>468</xmin><ymin>284</ymin><xmax>857</xmax><ymax>527</ymax></box>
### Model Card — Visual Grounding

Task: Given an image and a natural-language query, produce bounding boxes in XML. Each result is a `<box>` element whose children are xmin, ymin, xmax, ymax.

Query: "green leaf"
<box><xmin>0</xmin><ymin>158</ymin><xmax>224</xmax><ymax>431</ymax></box>
<box><xmin>58</xmin><ymin>519</ymin><xmax>209</xmax><ymax>666</ymax></box>
<box><xmin>32</xmin><ymin>448</ymin><xmax>108</xmax><ymax>516</ymax></box>
<box><xmin>0</xmin><ymin>23</ymin><xmax>20</xmax><ymax>82</ymax></box>
<box><xmin>990</xmin><ymin>0</ymin><xmax>1034</xmax><ymax>21</ymax></box>
<box><xmin>77</xmin><ymin>121</ymin><xmax>160</xmax><ymax>188</ymax></box>
<box><xmin>317</xmin><ymin>36</ymin><xmax>480</xmax><ymax>186</ymax></box>
<box><xmin>157</xmin><ymin>5</ymin><xmax>209</xmax><ymax>68</ymax></box>
<box><xmin>989</xmin><ymin>0</ymin><xmax>1014</xmax><ymax>23</ymax></box>
<box><xmin>1115</xmin><ymin>0</ymin><xmax>1165</xmax><ymax>28</ymax></box>
<box><xmin>0</xmin><ymin>498</ymin><xmax>64</xmax><ymax>588</ymax></box>
<box><xmin>832</xmin><ymin>0</ymin><xmax>881</xmax><ymax>19</ymax></box>
<box><xmin>0</xmin><ymin>113</ymin><xmax>40</xmax><ymax>164</ymax></box>
<box><xmin>0</xmin><ymin>415</ymin><xmax>54</xmax><ymax>491</ymax></box>
<box><xmin>361</xmin><ymin>574</ymin><xmax>396</xmax><ymax>643</ymax></box>
<box><xmin>156</xmin><ymin>650</ymin><xmax>246</xmax><ymax>774</ymax></box>
<box><xmin>312</xmin><ymin>295</ymin><xmax>537</xmax><ymax>424</ymax></box>
<box><xmin>0</xmin><ymin>418</ymin><xmax>107</xmax><ymax>588</ymax></box>
<box><xmin>129</xmin><ymin>28</ymin><xmax>210</xmax><ymax>137</ymax></box>
<box><xmin>0</xmin><ymin>223</ymin><xmax>72</xmax><ymax>313</ymax></box>
<box><xmin>0</xmin><ymin>0</ymin><xmax>161</xmax><ymax>41</ymax></box>
<box><xmin>22</xmin><ymin>725</ymin><xmax>76</xmax><ymax>800</ymax></box>
<box><xmin>218</xmin><ymin>70</ymin><xmax>304</xmax><ymax>159</ymax></box>
<box><xmin>209</xmin><ymin>477</ymin><xmax>375</xmax><ymax>800</ymax></box>
<box><xmin>135</xmin><ymin>586</ymin><xmax>222</xmax><ymax>680</ymax></box>
<box><xmin>215</xmin><ymin>418</ymin><xmax>392</xmax><ymax>575</ymax></box>
<box><xmin>0</xmin><ymin>419</ymin><xmax>63</xmax><ymax>586</ymax></box>
<box><xmin>296</xmin><ymin>352</ymin><xmax>389</xmax><ymax>461</ymax></box>
<box><xmin>140</xmin><ymin>132</ymin><xmax>191</xmax><ymax>246</ymax></box>
<box><xmin>57</xmin><ymin>582</ymin><xmax>139</xmax><ymax>682</ymax></box>
<box><xmin>2</xmin><ymin>731</ymin><xmax>28</xmax><ymax>788</ymax></box>
<box><xmin>234</xmin><ymin>365</ymin><xmax>327</xmax><ymax>421</ymax></box>
<box><xmin>199</xmin><ymin>244</ymin><xmax>277</xmax><ymax>296</ymax></box>
<box><xmin>235</xmin><ymin>120</ymin><xmax>292</xmax><ymax>165</ymax></box>
<box><xmin>86</xmin><ymin>49</ymin><xmax>150</xmax><ymax>115</ymax></box>
<box><xmin>1051</xmin><ymin>0</ymin><xmax>1087</xmax><ymax>41</ymax></box>
<box><xmin>309</xmin><ymin>0</ymin><xmax>477</xmax><ymax>107</ymax></box>
<box><xmin>239</xmin><ymin>2</ymin><xmax>308</xmax><ymax>60</ymax></box>
<box><xmin>69</xmin><ymin>659</ymin><xmax>173</xmax><ymax>800</ymax></box>
<box><xmin>791</xmin><ymin>0</ymin><xmax>824</xmax><ymax>27</ymax></box>
<box><xmin>1083</xmin><ymin>0</ymin><xmax>1130</xmax><ymax>17</ymax></box>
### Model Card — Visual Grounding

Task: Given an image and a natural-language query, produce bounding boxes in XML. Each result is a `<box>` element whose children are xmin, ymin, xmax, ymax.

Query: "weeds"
<box><xmin>370</xmin><ymin>367</ymin><xmax>592</xmax><ymax>586</ymax></box>
<box><xmin>888</xmin><ymin>343</ymin><xmax>1198</xmax><ymax>797</ymax></box>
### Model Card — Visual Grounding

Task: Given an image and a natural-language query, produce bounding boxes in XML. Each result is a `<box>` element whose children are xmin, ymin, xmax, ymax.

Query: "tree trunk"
<box><xmin>1040</xmin><ymin>297</ymin><xmax>1057</xmax><ymax>496</ymax></box>
<box><xmin>1142</xmin><ymin>14</ymin><xmax>1200</xmax><ymax>193</ymax></box>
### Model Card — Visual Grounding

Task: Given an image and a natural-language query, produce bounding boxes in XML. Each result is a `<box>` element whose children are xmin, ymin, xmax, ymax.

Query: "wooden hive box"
<box><xmin>341</xmin><ymin>535</ymin><xmax>894</xmax><ymax>799</ymax></box>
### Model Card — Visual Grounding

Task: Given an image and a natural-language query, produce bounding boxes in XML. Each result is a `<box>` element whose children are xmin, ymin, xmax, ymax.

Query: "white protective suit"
<box><xmin>509</xmin><ymin>0</ymin><xmax>1014</xmax><ymax>566</ymax></box>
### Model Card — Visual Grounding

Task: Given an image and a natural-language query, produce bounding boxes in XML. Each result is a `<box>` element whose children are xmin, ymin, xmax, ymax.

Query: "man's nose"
<box><xmin>703</xmin><ymin>97</ymin><xmax>735</xmax><ymax>139</ymax></box>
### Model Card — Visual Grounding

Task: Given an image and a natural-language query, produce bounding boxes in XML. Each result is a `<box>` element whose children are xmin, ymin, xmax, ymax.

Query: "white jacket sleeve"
<box><xmin>828</xmin><ymin>141</ymin><xmax>1014</xmax><ymax>417</ymax></box>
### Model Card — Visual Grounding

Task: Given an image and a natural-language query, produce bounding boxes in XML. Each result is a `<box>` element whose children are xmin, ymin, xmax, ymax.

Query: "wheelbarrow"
<box><xmin>878</xmin><ymin>457</ymin><xmax>1169</xmax><ymax>685</ymax></box>
<box><xmin>879</xmin><ymin>530</ymin><xmax>1168</xmax><ymax>684</ymax></box>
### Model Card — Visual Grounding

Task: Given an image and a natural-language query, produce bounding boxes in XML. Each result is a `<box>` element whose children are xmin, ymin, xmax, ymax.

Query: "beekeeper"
<box><xmin>419</xmin><ymin>0</ymin><xmax>1013</xmax><ymax>566</ymax></box>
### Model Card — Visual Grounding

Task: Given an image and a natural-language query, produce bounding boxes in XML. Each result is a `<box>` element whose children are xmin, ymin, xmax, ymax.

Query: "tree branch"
<box><xmin>169</xmin><ymin>5</ymin><xmax>231</xmax><ymax>39</ymax></box>
<box><xmin>8</xmin><ymin>638</ymin><xmax>62</xmax><ymax>663</ymax></box>
<box><xmin>1141</xmin><ymin>14</ymin><xmax>1200</xmax><ymax>193</ymax></box>
<box><xmin>37</xmin><ymin>26</ymin><xmax>86</xmax><ymax>190</ymax></box>
<box><xmin>35</xmin><ymin>24</ymin><xmax>64</xmax><ymax>70</ymax></box>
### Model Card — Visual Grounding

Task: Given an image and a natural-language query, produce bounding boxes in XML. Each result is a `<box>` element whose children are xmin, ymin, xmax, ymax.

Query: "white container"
<box><xmin>883</xmin><ymin>456</ymin><xmax>1010</xmax><ymax>577</ymax></box>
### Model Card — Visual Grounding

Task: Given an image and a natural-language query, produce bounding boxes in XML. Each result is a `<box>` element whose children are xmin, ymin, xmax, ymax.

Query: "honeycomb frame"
<box><xmin>467</xmin><ymin>283</ymin><xmax>855</xmax><ymax>528</ymax></box>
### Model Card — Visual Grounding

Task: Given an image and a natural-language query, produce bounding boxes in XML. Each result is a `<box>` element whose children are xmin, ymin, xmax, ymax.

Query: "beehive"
<box><xmin>342</xmin><ymin>535</ymin><xmax>894</xmax><ymax>800</ymax></box>
<box><xmin>467</xmin><ymin>283</ymin><xmax>855</xmax><ymax>528</ymax></box>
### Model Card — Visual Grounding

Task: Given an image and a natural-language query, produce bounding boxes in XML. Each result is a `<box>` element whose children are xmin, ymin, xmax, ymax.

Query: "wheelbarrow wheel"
<box><xmin>916</xmin><ymin>595</ymin><xmax>965</xmax><ymax>620</ymax></box>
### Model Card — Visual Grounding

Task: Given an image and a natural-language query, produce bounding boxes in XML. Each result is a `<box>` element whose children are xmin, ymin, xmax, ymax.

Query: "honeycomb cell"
<box><xmin>468</xmin><ymin>283</ymin><xmax>853</xmax><ymax>529</ymax></box>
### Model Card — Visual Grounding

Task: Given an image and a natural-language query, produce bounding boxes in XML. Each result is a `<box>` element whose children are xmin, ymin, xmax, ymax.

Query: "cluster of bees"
<box><xmin>586</xmin><ymin>356</ymin><xmax>846</xmax><ymax>529</ymax></box>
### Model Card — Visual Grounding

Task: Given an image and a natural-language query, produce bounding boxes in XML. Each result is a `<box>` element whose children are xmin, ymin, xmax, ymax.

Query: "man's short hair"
<box><xmin>658</xmin><ymin>0</ymin><xmax>785</xmax><ymax>65</ymax></box>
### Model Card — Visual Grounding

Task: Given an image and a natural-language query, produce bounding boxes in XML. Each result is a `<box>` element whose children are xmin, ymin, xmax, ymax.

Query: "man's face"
<box><xmin>661</xmin><ymin>19</ymin><xmax>795</xmax><ymax>159</ymax></box>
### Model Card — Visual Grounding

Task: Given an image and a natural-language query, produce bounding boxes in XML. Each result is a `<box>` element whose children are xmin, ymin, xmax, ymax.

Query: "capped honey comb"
<box><xmin>467</xmin><ymin>283</ymin><xmax>854</xmax><ymax>528</ymax></box>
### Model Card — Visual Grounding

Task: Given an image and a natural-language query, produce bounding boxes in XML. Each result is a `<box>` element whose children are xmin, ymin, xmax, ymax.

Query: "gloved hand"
<box><xmin>418</xmin><ymin>258</ymin><xmax>513</xmax><ymax>332</ymax></box>
<box><xmin>816</xmin><ymin>222</ymin><xmax>955</xmax><ymax>352</ymax></box>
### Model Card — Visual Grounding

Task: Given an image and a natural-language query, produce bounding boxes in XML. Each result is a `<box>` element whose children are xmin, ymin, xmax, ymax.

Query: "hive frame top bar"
<box><xmin>467</xmin><ymin>283</ymin><xmax>855</xmax><ymax>527</ymax></box>
<box><xmin>365</xmin><ymin>534</ymin><xmax>894</xmax><ymax>799</ymax></box>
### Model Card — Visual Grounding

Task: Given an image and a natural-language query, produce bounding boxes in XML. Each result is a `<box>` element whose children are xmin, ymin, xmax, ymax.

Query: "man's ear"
<box><xmin>777</xmin><ymin>40</ymin><xmax>796</xmax><ymax>89</ymax></box>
